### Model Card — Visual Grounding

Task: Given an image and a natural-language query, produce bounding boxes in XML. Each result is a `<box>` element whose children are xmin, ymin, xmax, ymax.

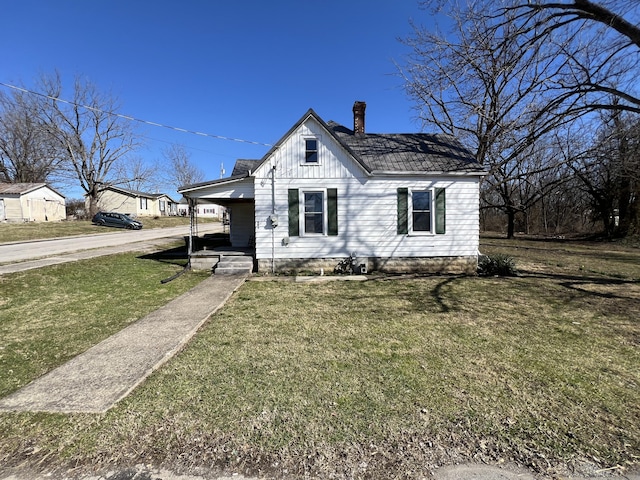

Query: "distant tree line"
<box><xmin>0</xmin><ymin>72</ymin><xmax>203</xmax><ymax>218</ymax></box>
<box><xmin>401</xmin><ymin>0</ymin><xmax>639</xmax><ymax>239</ymax></box>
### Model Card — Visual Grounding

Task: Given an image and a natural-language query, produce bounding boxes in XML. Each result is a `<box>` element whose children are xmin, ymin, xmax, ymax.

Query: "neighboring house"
<box><xmin>0</xmin><ymin>183</ymin><xmax>66</xmax><ymax>222</ymax></box>
<box><xmin>179</xmin><ymin>102</ymin><xmax>487</xmax><ymax>274</ymax></box>
<box><xmin>91</xmin><ymin>186</ymin><xmax>178</xmax><ymax>217</ymax></box>
<box><xmin>176</xmin><ymin>196</ymin><xmax>224</xmax><ymax>219</ymax></box>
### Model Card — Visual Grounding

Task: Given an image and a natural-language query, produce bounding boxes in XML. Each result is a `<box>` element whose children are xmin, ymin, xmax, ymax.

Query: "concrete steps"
<box><xmin>214</xmin><ymin>255</ymin><xmax>254</xmax><ymax>275</ymax></box>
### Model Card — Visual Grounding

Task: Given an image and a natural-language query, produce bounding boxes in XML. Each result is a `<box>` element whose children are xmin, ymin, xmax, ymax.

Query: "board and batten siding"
<box><xmin>252</xmin><ymin>116</ymin><xmax>480</xmax><ymax>266</ymax></box>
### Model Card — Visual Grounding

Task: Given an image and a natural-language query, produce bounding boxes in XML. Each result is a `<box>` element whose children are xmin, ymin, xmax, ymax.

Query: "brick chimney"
<box><xmin>353</xmin><ymin>101</ymin><xmax>366</xmax><ymax>136</ymax></box>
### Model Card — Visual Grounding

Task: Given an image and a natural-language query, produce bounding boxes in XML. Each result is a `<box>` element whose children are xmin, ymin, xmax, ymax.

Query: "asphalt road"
<box><xmin>0</xmin><ymin>223</ymin><xmax>222</xmax><ymax>274</ymax></box>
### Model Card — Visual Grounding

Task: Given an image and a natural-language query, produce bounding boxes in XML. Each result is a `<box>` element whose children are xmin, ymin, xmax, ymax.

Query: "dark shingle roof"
<box><xmin>179</xmin><ymin>109</ymin><xmax>486</xmax><ymax>193</ymax></box>
<box><xmin>231</xmin><ymin>159</ymin><xmax>262</xmax><ymax>177</ymax></box>
<box><xmin>327</xmin><ymin>121</ymin><xmax>482</xmax><ymax>174</ymax></box>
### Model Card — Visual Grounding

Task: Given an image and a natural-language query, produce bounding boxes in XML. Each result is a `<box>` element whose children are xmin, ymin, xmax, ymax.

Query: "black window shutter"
<box><xmin>397</xmin><ymin>188</ymin><xmax>408</xmax><ymax>234</ymax></box>
<box><xmin>327</xmin><ymin>188</ymin><xmax>338</xmax><ymax>236</ymax></box>
<box><xmin>435</xmin><ymin>188</ymin><xmax>446</xmax><ymax>234</ymax></box>
<box><xmin>288</xmin><ymin>189</ymin><xmax>299</xmax><ymax>236</ymax></box>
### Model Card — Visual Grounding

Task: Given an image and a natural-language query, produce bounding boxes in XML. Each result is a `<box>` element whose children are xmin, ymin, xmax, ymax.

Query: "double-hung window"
<box><xmin>304</xmin><ymin>138</ymin><xmax>318</xmax><ymax>164</ymax></box>
<box><xmin>304</xmin><ymin>191</ymin><xmax>324</xmax><ymax>234</ymax></box>
<box><xmin>288</xmin><ymin>188</ymin><xmax>338</xmax><ymax>237</ymax></box>
<box><xmin>140</xmin><ymin>197</ymin><xmax>148</xmax><ymax>210</ymax></box>
<box><xmin>411</xmin><ymin>190</ymin><xmax>432</xmax><ymax>232</ymax></box>
<box><xmin>397</xmin><ymin>187</ymin><xmax>446</xmax><ymax>235</ymax></box>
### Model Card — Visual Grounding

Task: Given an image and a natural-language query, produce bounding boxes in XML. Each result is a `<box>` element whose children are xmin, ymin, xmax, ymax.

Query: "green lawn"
<box><xmin>0</xmin><ymin>216</ymin><xmax>217</xmax><ymax>243</ymax></box>
<box><xmin>0</xmin><ymin>237</ymin><xmax>638</xmax><ymax>479</ymax></box>
<box><xmin>0</xmin><ymin>252</ymin><xmax>209</xmax><ymax>399</ymax></box>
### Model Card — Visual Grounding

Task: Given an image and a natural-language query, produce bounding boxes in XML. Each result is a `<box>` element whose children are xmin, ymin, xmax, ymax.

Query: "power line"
<box><xmin>0</xmin><ymin>81</ymin><xmax>273</xmax><ymax>148</ymax></box>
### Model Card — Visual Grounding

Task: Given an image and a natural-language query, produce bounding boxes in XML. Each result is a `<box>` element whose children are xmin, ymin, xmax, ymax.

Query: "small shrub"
<box><xmin>478</xmin><ymin>253</ymin><xmax>518</xmax><ymax>276</ymax></box>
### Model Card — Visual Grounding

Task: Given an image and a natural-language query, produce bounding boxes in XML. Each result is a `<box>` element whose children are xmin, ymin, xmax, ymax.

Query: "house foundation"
<box><xmin>257</xmin><ymin>256</ymin><xmax>478</xmax><ymax>276</ymax></box>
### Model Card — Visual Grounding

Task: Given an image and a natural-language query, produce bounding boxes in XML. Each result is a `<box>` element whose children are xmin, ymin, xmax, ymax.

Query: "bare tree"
<box><xmin>496</xmin><ymin>1</ymin><xmax>640</xmax><ymax>115</ymax></box>
<box><xmin>0</xmin><ymin>86</ymin><xmax>63</xmax><ymax>183</ymax></box>
<box><xmin>572</xmin><ymin>108</ymin><xmax>640</xmax><ymax>237</ymax></box>
<box><xmin>111</xmin><ymin>155</ymin><xmax>158</xmax><ymax>192</ymax></box>
<box><xmin>400</xmin><ymin>2</ymin><xmax>584</xmax><ymax>237</ymax></box>
<box><xmin>162</xmin><ymin>143</ymin><xmax>204</xmax><ymax>190</ymax></box>
<box><xmin>38</xmin><ymin>73</ymin><xmax>140</xmax><ymax>217</ymax></box>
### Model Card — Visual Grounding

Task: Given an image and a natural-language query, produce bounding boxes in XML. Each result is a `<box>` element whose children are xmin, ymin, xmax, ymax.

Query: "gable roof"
<box><xmin>0</xmin><ymin>182</ymin><xmax>65</xmax><ymax>198</ymax></box>
<box><xmin>252</xmin><ymin>109</ymin><xmax>373</xmax><ymax>176</ymax></box>
<box><xmin>251</xmin><ymin>108</ymin><xmax>483</xmax><ymax>176</ymax></box>
<box><xmin>231</xmin><ymin>159</ymin><xmax>262</xmax><ymax>176</ymax></box>
<box><xmin>179</xmin><ymin>107</ymin><xmax>485</xmax><ymax>193</ymax></box>
<box><xmin>102</xmin><ymin>185</ymin><xmax>176</xmax><ymax>202</ymax></box>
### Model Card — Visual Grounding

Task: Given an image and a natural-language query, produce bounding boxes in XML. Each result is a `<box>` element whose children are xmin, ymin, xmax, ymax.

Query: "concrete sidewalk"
<box><xmin>0</xmin><ymin>274</ymin><xmax>247</xmax><ymax>413</ymax></box>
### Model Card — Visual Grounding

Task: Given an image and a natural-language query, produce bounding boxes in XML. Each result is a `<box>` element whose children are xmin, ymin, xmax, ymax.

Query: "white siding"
<box><xmin>254</xmin><ymin>118</ymin><xmax>368</xmax><ymax>183</ymax></box>
<box><xmin>253</xmin><ymin>116</ymin><xmax>481</xmax><ymax>263</ymax></box>
<box><xmin>184</xmin><ymin>178</ymin><xmax>254</xmax><ymax>200</ymax></box>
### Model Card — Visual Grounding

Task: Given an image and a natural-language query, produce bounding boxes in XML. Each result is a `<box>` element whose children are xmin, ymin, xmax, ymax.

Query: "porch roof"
<box><xmin>178</xmin><ymin>175</ymin><xmax>254</xmax><ymax>204</ymax></box>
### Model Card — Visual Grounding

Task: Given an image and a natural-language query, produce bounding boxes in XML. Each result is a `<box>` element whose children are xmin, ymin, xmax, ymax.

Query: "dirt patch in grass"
<box><xmin>0</xmin><ymin>239</ymin><xmax>638</xmax><ymax>479</ymax></box>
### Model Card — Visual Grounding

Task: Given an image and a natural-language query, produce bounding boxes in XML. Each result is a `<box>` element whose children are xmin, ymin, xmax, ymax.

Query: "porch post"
<box><xmin>188</xmin><ymin>197</ymin><xmax>197</xmax><ymax>256</ymax></box>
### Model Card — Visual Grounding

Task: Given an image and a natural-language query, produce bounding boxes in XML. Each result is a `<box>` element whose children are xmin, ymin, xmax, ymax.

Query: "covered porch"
<box><xmin>179</xmin><ymin>175</ymin><xmax>257</xmax><ymax>274</ymax></box>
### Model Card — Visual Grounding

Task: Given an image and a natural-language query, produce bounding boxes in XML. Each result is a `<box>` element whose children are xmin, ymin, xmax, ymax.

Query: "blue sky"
<box><xmin>1</xmin><ymin>1</ymin><xmax>443</xmax><ymax>197</ymax></box>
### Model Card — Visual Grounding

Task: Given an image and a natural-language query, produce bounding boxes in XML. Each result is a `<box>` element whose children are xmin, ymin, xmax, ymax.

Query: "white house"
<box><xmin>0</xmin><ymin>183</ymin><xmax>66</xmax><ymax>222</ymax></box>
<box><xmin>179</xmin><ymin>102</ymin><xmax>487</xmax><ymax>274</ymax></box>
<box><xmin>176</xmin><ymin>196</ymin><xmax>224</xmax><ymax>219</ymax></box>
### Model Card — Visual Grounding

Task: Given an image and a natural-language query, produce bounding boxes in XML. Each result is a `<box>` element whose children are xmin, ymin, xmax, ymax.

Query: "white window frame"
<box><xmin>302</xmin><ymin>136</ymin><xmax>320</xmax><ymax>165</ymax></box>
<box><xmin>409</xmin><ymin>188</ymin><xmax>435</xmax><ymax>235</ymax></box>
<box><xmin>300</xmin><ymin>189</ymin><xmax>327</xmax><ymax>236</ymax></box>
<box><xmin>140</xmin><ymin>197</ymin><xmax>148</xmax><ymax>210</ymax></box>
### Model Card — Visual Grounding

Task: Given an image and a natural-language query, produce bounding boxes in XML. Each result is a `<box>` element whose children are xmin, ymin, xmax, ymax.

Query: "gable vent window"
<box><xmin>304</xmin><ymin>138</ymin><xmax>318</xmax><ymax>163</ymax></box>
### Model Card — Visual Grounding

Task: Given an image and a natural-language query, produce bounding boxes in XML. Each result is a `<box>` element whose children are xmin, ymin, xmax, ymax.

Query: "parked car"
<box><xmin>92</xmin><ymin>212</ymin><xmax>143</xmax><ymax>229</ymax></box>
